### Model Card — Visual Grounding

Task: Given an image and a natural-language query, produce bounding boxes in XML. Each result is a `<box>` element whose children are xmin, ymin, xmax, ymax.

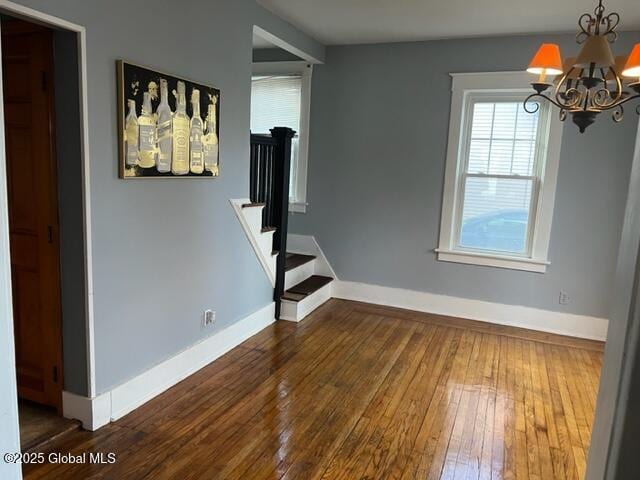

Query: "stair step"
<box><xmin>261</xmin><ymin>226</ymin><xmax>276</xmax><ymax>233</ymax></box>
<box><xmin>285</xmin><ymin>253</ymin><xmax>316</xmax><ymax>272</ymax></box>
<box><xmin>281</xmin><ymin>291</ymin><xmax>307</xmax><ymax>302</ymax></box>
<box><xmin>241</xmin><ymin>202</ymin><xmax>265</xmax><ymax>208</ymax></box>
<box><xmin>283</xmin><ymin>275</ymin><xmax>333</xmax><ymax>302</ymax></box>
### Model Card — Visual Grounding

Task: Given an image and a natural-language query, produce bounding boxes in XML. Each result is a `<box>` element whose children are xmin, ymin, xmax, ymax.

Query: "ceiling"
<box><xmin>256</xmin><ymin>0</ymin><xmax>640</xmax><ymax>46</ymax></box>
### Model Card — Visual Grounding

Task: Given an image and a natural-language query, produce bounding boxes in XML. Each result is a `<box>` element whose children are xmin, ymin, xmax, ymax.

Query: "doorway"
<box><xmin>2</xmin><ymin>17</ymin><xmax>63</xmax><ymax>413</ymax></box>
<box><xmin>0</xmin><ymin>16</ymin><xmax>86</xmax><ymax>453</ymax></box>
<box><xmin>0</xmin><ymin>2</ymin><xmax>92</xmax><ymax>463</ymax></box>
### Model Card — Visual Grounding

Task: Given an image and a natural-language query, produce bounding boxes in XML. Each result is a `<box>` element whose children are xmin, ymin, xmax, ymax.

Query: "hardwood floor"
<box><xmin>23</xmin><ymin>299</ymin><xmax>603</xmax><ymax>480</ymax></box>
<box><xmin>18</xmin><ymin>400</ymin><xmax>79</xmax><ymax>452</ymax></box>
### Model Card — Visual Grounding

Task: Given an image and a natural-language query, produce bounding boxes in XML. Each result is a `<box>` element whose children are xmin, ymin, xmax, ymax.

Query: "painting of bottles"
<box><xmin>117</xmin><ymin>60</ymin><xmax>220</xmax><ymax>178</ymax></box>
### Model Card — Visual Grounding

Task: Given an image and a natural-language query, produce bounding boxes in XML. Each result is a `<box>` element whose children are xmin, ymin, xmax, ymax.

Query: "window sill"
<box><xmin>435</xmin><ymin>248</ymin><xmax>549</xmax><ymax>273</ymax></box>
<box><xmin>289</xmin><ymin>201</ymin><xmax>307</xmax><ymax>213</ymax></box>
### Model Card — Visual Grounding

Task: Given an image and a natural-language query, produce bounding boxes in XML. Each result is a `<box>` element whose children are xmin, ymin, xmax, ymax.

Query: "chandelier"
<box><xmin>524</xmin><ymin>0</ymin><xmax>640</xmax><ymax>133</ymax></box>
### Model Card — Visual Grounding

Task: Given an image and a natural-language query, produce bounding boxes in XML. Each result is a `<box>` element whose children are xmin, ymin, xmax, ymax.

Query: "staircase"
<box><xmin>233</xmin><ymin>127</ymin><xmax>334</xmax><ymax>322</ymax></box>
<box><xmin>231</xmin><ymin>200</ymin><xmax>335</xmax><ymax>321</ymax></box>
<box><xmin>280</xmin><ymin>253</ymin><xmax>333</xmax><ymax>322</ymax></box>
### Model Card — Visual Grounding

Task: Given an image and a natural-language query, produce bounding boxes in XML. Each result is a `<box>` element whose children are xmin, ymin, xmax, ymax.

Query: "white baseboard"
<box><xmin>62</xmin><ymin>390</ymin><xmax>110</xmax><ymax>431</ymax></box>
<box><xmin>333</xmin><ymin>280</ymin><xmax>608</xmax><ymax>341</ymax></box>
<box><xmin>63</xmin><ymin>302</ymin><xmax>275</xmax><ymax>431</ymax></box>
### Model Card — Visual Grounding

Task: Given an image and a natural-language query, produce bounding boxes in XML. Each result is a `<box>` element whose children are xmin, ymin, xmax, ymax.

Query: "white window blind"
<box><xmin>251</xmin><ymin>74</ymin><xmax>303</xmax><ymax>200</ymax></box>
<box><xmin>250</xmin><ymin>75</ymin><xmax>302</xmax><ymax>134</ymax></box>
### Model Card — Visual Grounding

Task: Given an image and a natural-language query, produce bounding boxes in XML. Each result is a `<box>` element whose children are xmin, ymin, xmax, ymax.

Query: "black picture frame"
<box><xmin>116</xmin><ymin>60</ymin><xmax>221</xmax><ymax>179</ymax></box>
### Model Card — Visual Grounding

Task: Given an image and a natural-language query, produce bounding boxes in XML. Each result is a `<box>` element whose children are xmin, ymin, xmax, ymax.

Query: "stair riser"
<box><xmin>285</xmin><ymin>259</ymin><xmax>316</xmax><ymax>290</ymax></box>
<box><xmin>280</xmin><ymin>281</ymin><xmax>332</xmax><ymax>322</ymax></box>
<box><xmin>244</xmin><ymin>207</ymin><xmax>265</xmax><ymax>235</ymax></box>
<box><xmin>229</xmin><ymin>199</ymin><xmax>276</xmax><ymax>286</ymax></box>
<box><xmin>256</xmin><ymin>230</ymin><xmax>275</xmax><ymax>258</ymax></box>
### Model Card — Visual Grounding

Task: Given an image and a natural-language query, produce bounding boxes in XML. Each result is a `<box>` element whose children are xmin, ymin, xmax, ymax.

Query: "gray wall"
<box><xmin>6</xmin><ymin>0</ymin><xmax>324</xmax><ymax>395</ymax></box>
<box><xmin>290</xmin><ymin>33</ymin><xmax>640</xmax><ymax>318</ymax></box>
<box><xmin>53</xmin><ymin>29</ymin><xmax>88</xmax><ymax>396</ymax></box>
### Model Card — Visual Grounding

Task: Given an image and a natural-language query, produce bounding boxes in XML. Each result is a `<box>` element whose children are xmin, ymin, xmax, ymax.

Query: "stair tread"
<box><xmin>285</xmin><ymin>253</ymin><xmax>316</xmax><ymax>271</ymax></box>
<box><xmin>261</xmin><ymin>226</ymin><xmax>277</xmax><ymax>233</ymax></box>
<box><xmin>285</xmin><ymin>275</ymin><xmax>333</xmax><ymax>299</ymax></box>
<box><xmin>241</xmin><ymin>202</ymin><xmax>265</xmax><ymax>208</ymax></box>
<box><xmin>281</xmin><ymin>291</ymin><xmax>307</xmax><ymax>302</ymax></box>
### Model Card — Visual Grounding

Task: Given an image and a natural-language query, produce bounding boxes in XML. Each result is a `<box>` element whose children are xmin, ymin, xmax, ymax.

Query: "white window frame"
<box><xmin>436</xmin><ymin>71</ymin><xmax>564</xmax><ymax>273</ymax></box>
<box><xmin>251</xmin><ymin>61</ymin><xmax>312</xmax><ymax>213</ymax></box>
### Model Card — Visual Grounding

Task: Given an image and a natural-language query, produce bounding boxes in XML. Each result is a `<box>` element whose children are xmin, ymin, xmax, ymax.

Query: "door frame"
<box><xmin>0</xmin><ymin>0</ymin><xmax>96</xmax><ymax>407</ymax></box>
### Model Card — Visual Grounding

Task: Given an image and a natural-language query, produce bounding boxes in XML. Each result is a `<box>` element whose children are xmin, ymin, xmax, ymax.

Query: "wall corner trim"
<box><xmin>64</xmin><ymin>302</ymin><xmax>276</xmax><ymax>431</ymax></box>
<box><xmin>333</xmin><ymin>280</ymin><xmax>609</xmax><ymax>341</ymax></box>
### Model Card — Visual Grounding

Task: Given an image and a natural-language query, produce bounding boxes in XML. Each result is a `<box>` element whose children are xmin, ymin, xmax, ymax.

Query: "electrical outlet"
<box><xmin>203</xmin><ymin>309</ymin><xmax>216</xmax><ymax>327</ymax></box>
<box><xmin>559</xmin><ymin>291</ymin><xmax>570</xmax><ymax>305</ymax></box>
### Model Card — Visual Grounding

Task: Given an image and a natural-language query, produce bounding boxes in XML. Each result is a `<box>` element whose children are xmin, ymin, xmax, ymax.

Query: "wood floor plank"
<box><xmin>397</xmin><ymin>328</ymin><xmax>462</xmax><ymax>480</ymax></box>
<box><xmin>319</xmin><ymin>322</ymin><xmax>439</xmax><ymax>480</ymax></box>
<box><xmin>355</xmin><ymin>326</ymin><xmax>450</xmax><ymax>479</ymax></box>
<box><xmin>277</xmin><ymin>320</ymin><xmax>429</xmax><ymax>480</ymax></box>
<box><xmin>490</xmin><ymin>336</ymin><xmax>508</xmax><ymax>480</ymax></box>
<box><xmin>232</xmin><ymin>315</ymin><xmax>409</xmax><ymax>480</ymax></box>
<box><xmin>426</xmin><ymin>331</ymin><xmax>479</xmax><ymax>479</ymax></box>
<box><xmin>140</xmin><ymin>308</ymin><xmax>379</xmax><ymax>480</ymax></box>
<box><xmin>373</xmin><ymin>328</ymin><xmax>457</xmax><ymax>480</ymax></box>
<box><xmin>23</xmin><ymin>299</ymin><xmax>602</xmax><ymax>480</ymax></box>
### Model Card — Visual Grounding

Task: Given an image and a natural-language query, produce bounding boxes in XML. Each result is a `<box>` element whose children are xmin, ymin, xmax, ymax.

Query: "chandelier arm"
<box><xmin>595</xmin><ymin>94</ymin><xmax>640</xmax><ymax>111</ymax></box>
<box><xmin>523</xmin><ymin>93</ymin><xmax>571</xmax><ymax>113</ymax></box>
<box><xmin>609</xmin><ymin>70</ymin><xmax>624</xmax><ymax>105</ymax></box>
<box><xmin>592</xmin><ymin>75</ymin><xmax>623</xmax><ymax>109</ymax></box>
<box><xmin>553</xmin><ymin>72</ymin><xmax>584</xmax><ymax>109</ymax></box>
<box><xmin>612</xmin><ymin>105</ymin><xmax>623</xmax><ymax>123</ymax></box>
<box><xmin>614</xmin><ymin>68</ymin><xmax>622</xmax><ymax>97</ymax></box>
<box><xmin>557</xmin><ymin>87</ymin><xmax>584</xmax><ymax>110</ymax></box>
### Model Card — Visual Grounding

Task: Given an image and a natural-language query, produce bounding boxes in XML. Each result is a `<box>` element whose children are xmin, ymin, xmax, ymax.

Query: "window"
<box><xmin>437</xmin><ymin>72</ymin><xmax>563</xmax><ymax>272</ymax></box>
<box><xmin>251</xmin><ymin>62</ymin><xmax>312</xmax><ymax>213</ymax></box>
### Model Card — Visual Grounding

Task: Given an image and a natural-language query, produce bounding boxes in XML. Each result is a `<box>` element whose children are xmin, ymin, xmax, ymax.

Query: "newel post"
<box><xmin>270</xmin><ymin>127</ymin><xmax>295</xmax><ymax>318</ymax></box>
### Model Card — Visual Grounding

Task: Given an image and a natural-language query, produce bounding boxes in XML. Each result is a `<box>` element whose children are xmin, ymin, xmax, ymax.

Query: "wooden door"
<box><xmin>2</xmin><ymin>20</ymin><xmax>63</xmax><ymax>413</ymax></box>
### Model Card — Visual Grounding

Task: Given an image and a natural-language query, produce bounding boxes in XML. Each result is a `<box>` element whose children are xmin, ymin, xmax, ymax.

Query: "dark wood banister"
<box><xmin>250</xmin><ymin>127</ymin><xmax>295</xmax><ymax>318</ymax></box>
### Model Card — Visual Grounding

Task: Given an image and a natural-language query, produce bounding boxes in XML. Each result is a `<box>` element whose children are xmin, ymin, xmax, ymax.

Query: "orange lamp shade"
<box><xmin>527</xmin><ymin>43</ymin><xmax>563</xmax><ymax>76</ymax></box>
<box><xmin>622</xmin><ymin>43</ymin><xmax>640</xmax><ymax>77</ymax></box>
